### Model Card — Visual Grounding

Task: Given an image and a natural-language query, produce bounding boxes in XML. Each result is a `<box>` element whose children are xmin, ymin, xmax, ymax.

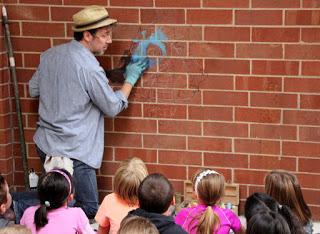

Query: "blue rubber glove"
<box><xmin>125</xmin><ymin>58</ymin><xmax>149</xmax><ymax>86</ymax></box>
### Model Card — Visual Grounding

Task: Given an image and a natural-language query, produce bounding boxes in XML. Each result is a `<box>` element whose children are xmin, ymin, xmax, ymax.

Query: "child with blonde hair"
<box><xmin>118</xmin><ymin>216</ymin><xmax>159</xmax><ymax>234</ymax></box>
<box><xmin>95</xmin><ymin>157</ymin><xmax>148</xmax><ymax>234</ymax></box>
<box><xmin>0</xmin><ymin>224</ymin><xmax>31</xmax><ymax>234</ymax></box>
<box><xmin>265</xmin><ymin>170</ymin><xmax>313</xmax><ymax>234</ymax></box>
<box><xmin>175</xmin><ymin>169</ymin><xmax>245</xmax><ymax>234</ymax></box>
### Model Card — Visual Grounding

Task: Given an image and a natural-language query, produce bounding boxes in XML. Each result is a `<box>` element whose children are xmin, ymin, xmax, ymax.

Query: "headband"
<box><xmin>195</xmin><ymin>170</ymin><xmax>219</xmax><ymax>191</ymax></box>
<box><xmin>50</xmin><ymin>169</ymin><xmax>72</xmax><ymax>195</ymax></box>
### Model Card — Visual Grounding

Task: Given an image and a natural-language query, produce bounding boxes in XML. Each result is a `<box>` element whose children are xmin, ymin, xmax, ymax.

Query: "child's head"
<box><xmin>118</xmin><ymin>216</ymin><xmax>159</xmax><ymax>234</ymax></box>
<box><xmin>138</xmin><ymin>173</ymin><xmax>173</xmax><ymax>214</ymax></box>
<box><xmin>0</xmin><ymin>224</ymin><xmax>32</xmax><ymax>234</ymax></box>
<box><xmin>265</xmin><ymin>170</ymin><xmax>312</xmax><ymax>225</ymax></box>
<box><xmin>34</xmin><ymin>168</ymin><xmax>74</xmax><ymax>229</ymax></box>
<box><xmin>0</xmin><ymin>175</ymin><xmax>12</xmax><ymax>215</ymax></box>
<box><xmin>247</xmin><ymin>211</ymin><xmax>291</xmax><ymax>234</ymax></box>
<box><xmin>114</xmin><ymin>157</ymin><xmax>148</xmax><ymax>205</ymax></box>
<box><xmin>192</xmin><ymin>169</ymin><xmax>225</xmax><ymax>206</ymax></box>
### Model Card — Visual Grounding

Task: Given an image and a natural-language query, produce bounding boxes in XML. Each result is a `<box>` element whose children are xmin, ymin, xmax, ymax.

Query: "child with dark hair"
<box><xmin>128</xmin><ymin>173</ymin><xmax>187</xmax><ymax>234</ymax></box>
<box><xmin>247</xmin><ymin>210</ymin><xmax>291</xmax><ymax>234</ymax></box>
<box><xmin>245</xmin><ymin>192</ymin><xmax>304</xmax><ymax>234</ymax></box>
<box><xmin>175</xmin><ymin>169</ymin><xmax>244</xmax><ymax>234</ymax></box>
<box><xmin>20</xmin><ymin>169</ymin><xmax>95</xmax><ymax>234</ymax></box>
<box><xmin>265</xmin><ymin>170</ymin><xmax>313</xmax><ymax>234</ymax></box>
<box><xmin>0</xmin><ymin>175</ymin><xmax>13</xmax><ymax>228</ymax></box>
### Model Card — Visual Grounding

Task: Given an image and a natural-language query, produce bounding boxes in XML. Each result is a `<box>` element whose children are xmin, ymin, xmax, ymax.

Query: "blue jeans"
<box><xmin>12</xmin><ymin>191</ymin><xmax>39</xmax><ymax>224</ymax></box>
<box><xmin>36</xmin><ymin>145</ymin><xmax>99</xmax><ymax>219</ymax></box>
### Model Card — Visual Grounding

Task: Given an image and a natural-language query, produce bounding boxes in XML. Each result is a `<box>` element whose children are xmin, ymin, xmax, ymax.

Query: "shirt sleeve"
<box><xmin>29</xmin><ymin>68</ymin><xmax>40</xmax><ymax>97</ymax></box>
<box><xmin>76</xmin><ymin>208</ymin><xmax>96</xmax><ymax>234</ymax></box>
<box><xmin>84</xmin><ymin>69</ymin><xmax>128</xmax><ymax>118</ymax></box>
<box><xmin>175</xmin><ymin>208</ymin><xmax>189</xmax><ymax>226</ymax></box>
<box><xmin>227</xmin><ymin>210</ymin><xmax>242</xmax><ymax>232</ymax></box>
<box><xmin>95</xmin><ymin>195</ymin><xmax>111</xmax><ymax>228</ymax></box>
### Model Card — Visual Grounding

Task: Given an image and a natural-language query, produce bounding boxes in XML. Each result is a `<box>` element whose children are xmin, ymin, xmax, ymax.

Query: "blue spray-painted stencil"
<box><xmin>131</xmin><ymin>28</ymin><xmax>168</xmax><ymax>68</ymax></box>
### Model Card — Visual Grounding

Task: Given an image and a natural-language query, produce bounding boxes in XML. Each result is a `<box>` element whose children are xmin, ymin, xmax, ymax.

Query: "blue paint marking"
<box><xmin>131</xmin><ymin>28</ymin><xmax>168</xmax><ymax>68</ymax></box>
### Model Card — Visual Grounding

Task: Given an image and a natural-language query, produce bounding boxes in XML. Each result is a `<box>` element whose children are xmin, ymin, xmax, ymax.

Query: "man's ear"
<box><xmin>0</xmin><ymin>203</ymin><xmax>6</xmax><ymax>215</ymax></box>
<box><xmin>82</xmin><ymin>31</ymin><xmax>93</xmax><ymax>42</ymax></box>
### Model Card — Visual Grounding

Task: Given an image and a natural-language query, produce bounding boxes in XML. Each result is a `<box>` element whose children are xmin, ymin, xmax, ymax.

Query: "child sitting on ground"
<box><xmin>175</xmin><ymin>169</ymin><xmax>245</xmax><ymax>234</ymax></box>
<box><xmin>0</xmin><ymin>175</ymin><xmax>13</xmax><ymax>228</ymax></box>
<box><xmin>118</xmin><ymin>216</ymin><xmax>159</xmax><ymax>234</ymax></box>
<box><xmin>20</xmin><ymin>168</ymin><xmax>95</xmax><ymax>234</ymax></box>
<box><xmin>128</xmin><ymin>173</ymin><xmax>187</xmax><ymax>234</ymax></box>
<box><xmin>0</xmin><ymin>224</ymin><xmax>31</xmax><ymax>234</ymax></box>
<box><xmin>95</xmin><ymin>157</ymin><xmax>148</xmax><ymax>234</ymax></box>
<box><xmin>265</xmin><ymin>170</ymin><xmax>313</xmax><ymax>234</ymax></box>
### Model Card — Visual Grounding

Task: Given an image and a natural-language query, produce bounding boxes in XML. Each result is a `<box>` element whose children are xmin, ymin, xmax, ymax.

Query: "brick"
<box><xmin>147</xmin><ymin>164</ymin><xmax>187</xmax><ymax>180</ymax></box>
<box><xmin>64</xmin><ymin>0</ymin><xmax>106</xmax><ymax>4</ymax></box>
<box><xmin>51</xmin><ymin>7</ymin><xmax>79</xmax><ymax>21</ymax></box>
<box><xmin>204</xmin><ymin>153</ymin><xmax>248</xmax><ymax>168</ymax></box>
<box><xmin>24</xmin><ymin>54</ymin><xmax>40</xmax><ymax>68</ymax></box>
<box><xmin>253</xmin><ymin>0</ymin><xmax>300</xmax><ymax>7</ymax></box>
<box><xmin>159</xmin><ymin>58</ymin><xmax>203</xmax><ymax>73</ymax></box>
<box><xmin>97</xmin><ymin>176</ymin><xmax>112</xmax><ymax>191</ymax></box>
<box><xmin>235</xmin><ymin>139</ymin><xmax>280</xmax><ymax>155</ymax></box>
<box><xmin>205</xmin><ymin>59</ymin><xmax>250</xmax><ymax>74</ymax></box>
<box><xmin>115</xmin><ymin>148</ymin><xmax>157</xmax><ymax>163</ymax></box>
<box><xmin>235</xmin><ymin>10</ymin><xmax>282</xmax><ymax>25</ymax></box>
<box><xmin>0</xmin><ymin>85</ymin><xmax>10</xmax><ymax>100</ymax></box>
<box><xmin>188</xmin><ymin>106</ymin><xmax>233</xmax><ymax>121</ymax></box>
<box><xmin>110</xmin><ymin>0</ymin><xmax>153</xmax><ymax>6</ymax></box>
<box><xmin>0</xmin><ymin>159</ymin><xmax>13</xmax><ymax>173</ymax></box>
<box><xmin>236</xmin><ymin>76</ymin><xmax>282</xmax><ymax>91</ymax></box>
<box><xmin>251</xmin><ymin>124</ymin><xmax>297</xmax><ymax>140</ymax></box>
<box><xmin>0</xmin><ymin>115</ymin><xmax>10</xmax><ymax>129</ymax></box>
<box><xmin>143</xmin><ymin>135</ymin><xmax>186</xmax><ymax>150</ymax></box>
<box><xmin>102</xmin><ymin>147</ymin><xmax>113</xmax><ymax>161</ymax></box>
<box><xmin>299</xmin><ymin>158</ymin><xmax>320</xmax><ymax>173</ymax></box>
<box><xmin>105</xmin><ymin>133</ymin><xmax>142</xmax><ymax>147</ymax></box>
<box><xmin>155</xmin><ymin>0</ymin><xmax>200</xmax><ymax>7</ymax></box>
<box><xmin>162</xmin><ymin>42</ymin><xmax>187</xmax><ymax>57</ymax></box>
<box><xmin>6</xmin><ymin>5</ymin><xmax>49</xmax><ymax>21</ymax></box>
<box><xmin>189</xmin><ymin>75</ymin><xmax>233</xmax><ymax>90</ymax></box>
<box><xmin>110</xmin><ymin>8</ymin><xmax>140</xmax><ymax>23</ymax></box>
<box><xmin>235</xmin><ymin>169</ymin><xmax>267</xmax><ymax>185</ymax></box>
<box><xmin>189</xmin><ymin>43</ymin><xmax>234</xmax><ymax>58</ymax></box>
<box><xmin>303</xmin><ymin>0</ymin><xmax>320</xmax><ymax>7</ymax></box>
<box><xmin>108</xmin><ymin>41</ymin><xmax>133</xmax><ymax>56</ymax></box>
<box><xmin>144</xmin><ymin>104</ymin><xmax>186</xmax><ymax>119</ymax></box>
<box><xmin>188</xmin><ymin>137</ymin><xmax>232</xmax><ymax>152</ymax></box>
<box><xmin>302</xmin><ymin>28</ymin><xmax>320</xmax><ymax>43</ymax></box>
<box><xmin>22</xmin><ymin>22</ymin><xmax>65</xmax><ymax>37</ymax></box>
<box><xmin>252</xmin><ymin>60</ymin><xmax>299</xmax><ymax>76</ymax></box>
<box><xmin>251</xmin><ymin>93</ymin><xmax>297</xmax><ymax>108</ymax></box>
<box><xmin>253</xmin><ymin>28</ymin><xmax>300</xmax><ymax>42</ymax></box>
<box><xmin>0</xmin><ymin>129</ymin><xmax>12</xmax><ymax>144</ymax></box>
<box><xmin>204</xmin><ymin>122</ymin><xmax>248</xmax><ymax>137</ymax></box>
<box><xmin>302</xmin><ymin>189</ymin><xmax>320</xmax><ymax>205</ymax></box>
<box><xmin>157</xmin><ymin>89</ymin><xmax>201</xmax><ymax>105</ymax></box>
<box><xmin>114</xmin><ymin>118</ymin><xmax>157</xmax><ymax>133</ymax></box>
<box><xmin>0</xmin><ymin>145</ymin><xmax>12</xmax><ymax>160</ymax></box>
<box><xmin>205</xmin><ymin>27</ymin><xmax>250</xmax><ymax>42</ymax></box>
<box><xmin>118</xmin><ymin>103</ymin><xmax>142</xmax><ymax>117</ymax></box>
<box><xmin>250</xmin><ymin>155</ymin><xmax>296</xmax><ymax>171</ymax></box>
<box><xmin>236</xmin><ymin>44</ymin><xmax>283</xmax><ymax>59</ymax></box>
<box><xmin>300</xmin><ymin>127</ymin><xmax>320</xmax><ymax>141</ymax></box>
<box><xmin>113</xmin><ymin>25</ymin><xmax>155</xmax><ymax>40</ymax></box>
<box><xmin>203</xmin><ymin>91</ymin><xmax>248</xmax><ymax>106</ymax></box>
<box><xmin>285</xmin><ymin>45</ymin><xmax>320</xmax><ymax>60</ymax></box>
<box><xmin>283</xmin><ymin>142</ymin><xmax>320</xmax><ymax>157</ymax></box>
<box><xmin>128</xmin><ymin>88</ymin><xmax>156</xmax><ymax>103</ymax></box>
<box><xmin>235</xmin><ymin>108</ymin><xmax>281</xmax><ymax>123</ymax></box>
<box><xmin>286</xmin><ymin>10</ymin><xmax>320</xmax><ymax>25</ymax></box>
<box><xmin>159</xmin><ymin>150</ymin><xmax>202</xmax><ymax>165</ymax></box>
<box><xmin>20</xmin><ymin>99</ymin><xmax>38</xmax><ymax>113</ymax></box>
<box><xmin>189</xmin><ymin>166</ymin><xmax>232</xmax><ymax>181</ymax></box>
<box><xmin>100</xmin><ymin>162</ymin><xmax>120</xmax><ymax>176</ymax></box>
<box><xmin>12</xmin><ymin>38</ymin><xmax>50</xmax><ymax>53</ymax></box>
<box><xmin>20</xmin><ymin>0</ymin><xmax>61</xmax><ymax>3</ymax></box>
<box><xmin>160</xmin><ymin>26</ymin><xmax>202</xmax><ymax>41</ymax></box>
<box><xmin>203</xmin><ymin>0</ymin><xmax>249</xmax><ymax>8</ymax></box>
<box><xmin>284</xmin><ymin>110</ymin><xmax>320</xmax><ymax>126</ymax></box>
<box><xmin>187</xmin><ymin>10</ymin><xmax>232</xmax><ymax>25</ymax></box>
<box><xmin>301</xmin><ymin>95</ymin><xmax>320</xmax><ymax>109</ymax></box>
<box><xmin>302</xmin><ymin>62</ymin><xmax>320</xmax><ymax>76</ymax></box>
<box><xmin>141</xmin><ymin>9</ymin><xmax>185</xmax><ymax>24</ymax></box>
<box><xmin>285</xmin><ymin>78</ymin><xmax>320</xmax><ymax>93</ymax></box>
<box><xmin>298</xmin><ymin>174</ymin><xmax>320</xmax><ymax>189</ymax></box>
<box><xmin>143</xmin><ymin>73</ymin><xmax>187</xmax><ymax>89</ymax></box>
<box><xmin>159</xmin><ymin>120</ymin><xmax>201</xmax><ymax>135</ymax></box>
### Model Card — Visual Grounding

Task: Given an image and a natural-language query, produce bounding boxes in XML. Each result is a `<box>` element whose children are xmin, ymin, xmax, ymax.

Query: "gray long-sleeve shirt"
<box><xmin>29</xmin><ymin>40</ymin><xmax>128</xmax><ymax>168</ymax></box>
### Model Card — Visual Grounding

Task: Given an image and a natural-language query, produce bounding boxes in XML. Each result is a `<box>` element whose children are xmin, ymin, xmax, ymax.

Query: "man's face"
<box><xmin>88</xmin><ymin>26</ymin><xmax>113</xmax><ymax>56</ymax></box>
<box><xmin>0</xmin><ymin>182</ymin><xmax>12</xmax><ymax>214</ymax></box>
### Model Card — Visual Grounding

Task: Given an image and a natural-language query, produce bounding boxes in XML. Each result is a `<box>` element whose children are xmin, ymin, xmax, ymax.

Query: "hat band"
<box><xmin>75</xmin><ymin>16</ymin><xmax>110</xmax><ymax>29</ymax></box>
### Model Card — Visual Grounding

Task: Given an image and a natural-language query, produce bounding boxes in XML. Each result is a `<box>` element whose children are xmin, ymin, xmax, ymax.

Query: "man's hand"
<box><xmin>124</xmin><ymin>58</ymin><xmax>149</xmax><ymax>86</ymax></box>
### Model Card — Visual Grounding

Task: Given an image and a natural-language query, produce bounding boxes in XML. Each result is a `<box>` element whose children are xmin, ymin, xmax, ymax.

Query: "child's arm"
<box><xmin>96</xmin><ymin>225</ymin><xmax>110</xmax><ymax>234</ymax></box>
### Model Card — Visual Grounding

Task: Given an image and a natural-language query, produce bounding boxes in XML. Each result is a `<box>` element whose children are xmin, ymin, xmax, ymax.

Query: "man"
<box><xmin>29</xmin><ymin>5</ymin><xmax>148</xmax><ymax>219</ymax></box>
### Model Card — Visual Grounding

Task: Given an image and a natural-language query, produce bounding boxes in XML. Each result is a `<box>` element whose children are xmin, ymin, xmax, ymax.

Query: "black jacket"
<box><xmin>128</xmin><ymin>208</ymin><xmax>187</xmax><ymax>234</ymax></box>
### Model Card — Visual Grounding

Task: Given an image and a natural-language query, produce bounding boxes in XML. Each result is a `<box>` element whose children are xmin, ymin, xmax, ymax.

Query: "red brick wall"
<box><xmin>1</xmin><ymin>0</ymin><xmax>320</xmax><ymax>218</ymax></box>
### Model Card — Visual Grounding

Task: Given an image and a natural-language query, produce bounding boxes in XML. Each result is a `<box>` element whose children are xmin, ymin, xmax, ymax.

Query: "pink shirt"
<box><xmin>20</xmin><ymin>205</ymin><xmax>95</xmax><ymax>234</ymax></box>
<box><xmin>95</xmin><ymin>193</ymin><xmax>138</xmax><ymax>234</ymax></box>
<box><xmin>175</xmin><ymin>204</ymin><xmax>241</xmax><ymax>234</ymax></box>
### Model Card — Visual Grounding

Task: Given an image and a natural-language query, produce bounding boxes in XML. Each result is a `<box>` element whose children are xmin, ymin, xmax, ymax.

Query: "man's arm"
<box><xmin>29</xmin><ymin>69</ymin><xmax>40</xmax><ymax>97</ymax></box>
<box><xmin>120</xmin><ymin>82</ymin><xmax>133</xmax><ymax>99</ymax></box>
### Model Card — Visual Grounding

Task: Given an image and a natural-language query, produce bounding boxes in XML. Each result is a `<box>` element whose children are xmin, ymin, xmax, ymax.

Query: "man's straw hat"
<box><xmin>72</xmin><ymin>5</ymin><xmax>117</xmax><ymax>32</ymax></box>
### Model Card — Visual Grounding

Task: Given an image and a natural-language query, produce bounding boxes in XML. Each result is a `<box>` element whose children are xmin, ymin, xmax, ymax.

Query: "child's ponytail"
<box><xmin>34</xmin><ymin>204</ymin><xmax>49</xmax><ymax>229</ymax></box>
<box><xmin>197</xmin><ymin>206</ymin><xmax>220</xmax><ymax>234</ymax></box>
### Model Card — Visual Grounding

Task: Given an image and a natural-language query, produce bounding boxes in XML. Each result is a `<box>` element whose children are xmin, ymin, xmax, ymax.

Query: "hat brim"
<box><xmin>72</xmin><ymin>18</ymin><xmax>117</xmax><ymax>32</ymax></box>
